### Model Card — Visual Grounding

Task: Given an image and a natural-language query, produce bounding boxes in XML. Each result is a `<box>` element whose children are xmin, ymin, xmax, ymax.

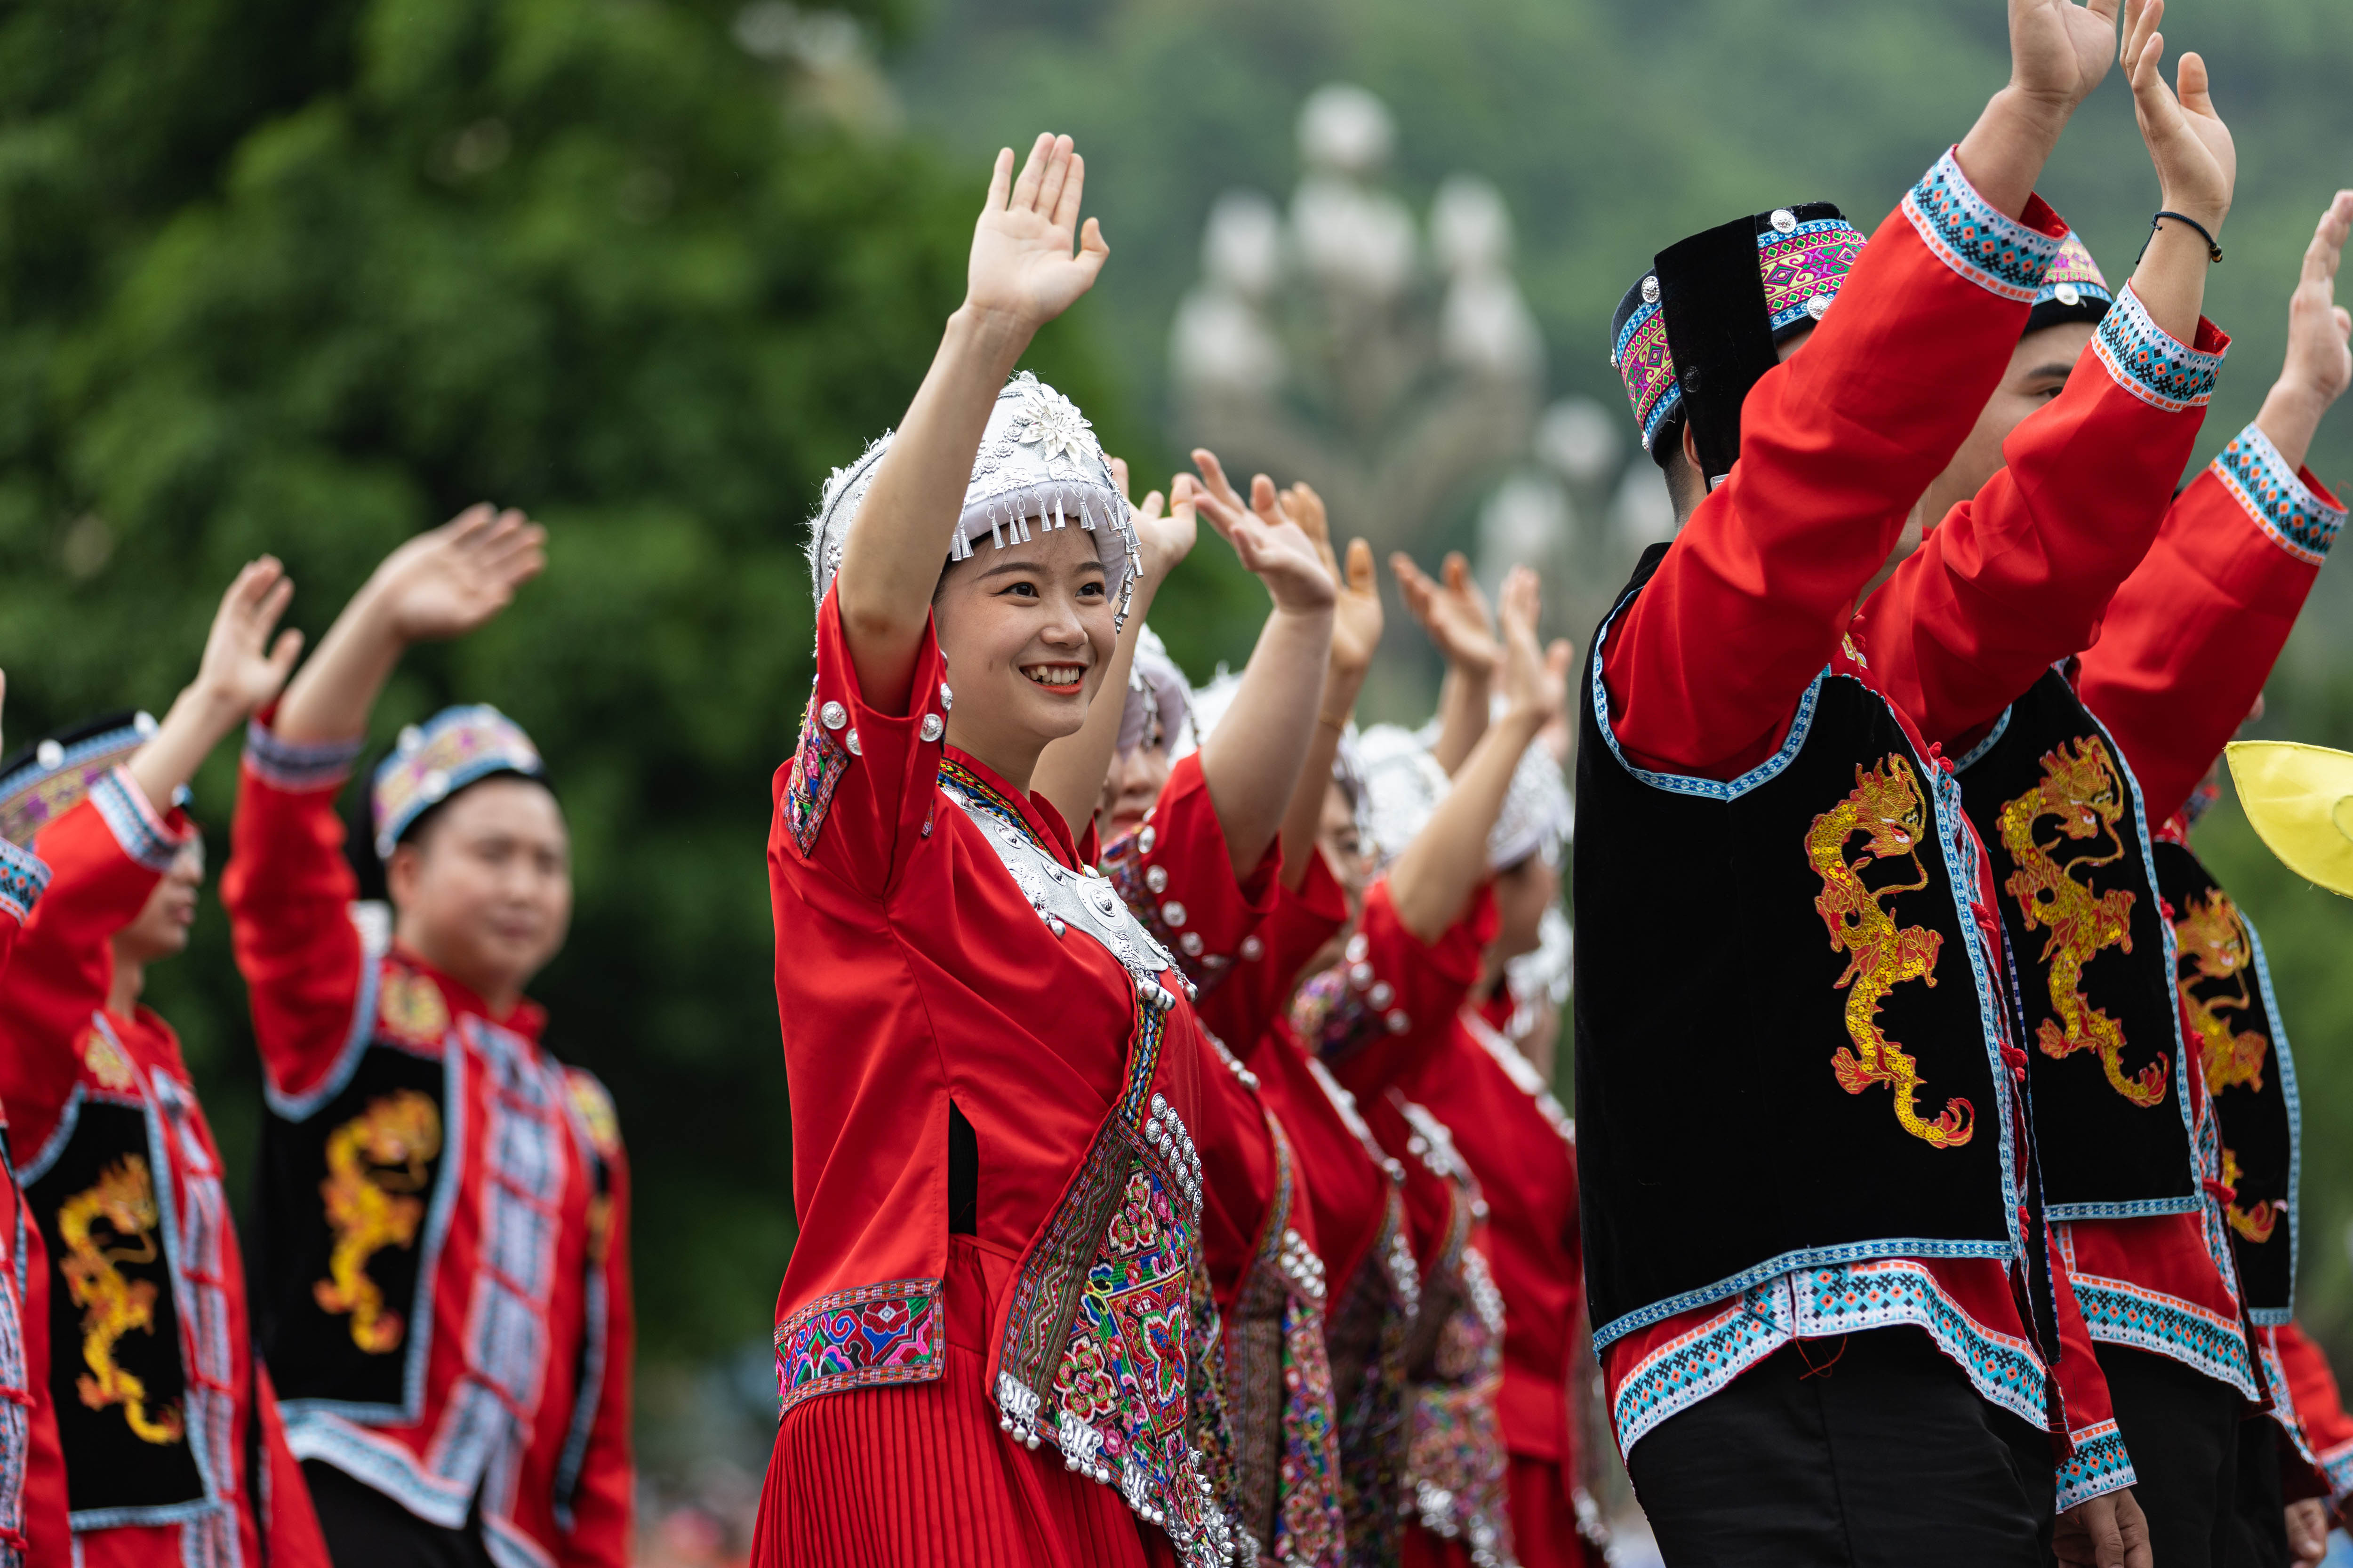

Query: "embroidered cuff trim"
<box><xmin>2072</xmin><ymin>1275</ymin><xmax>2257</xmax><ymax>1397</ymax></box>
<box><xmin>2093</xmin><ymin>283</ymin><xmax>2226</xmax><ymax>413</ymax></box>
<box><xmin>2213</xmin><ymin>423</ymin><xmax>2346</xmax><ymax>565</ymax></box>
<box><xmin>1901</xmin><ymin>148</ymin><xmax>2066</xmax><ymax>303</ymax></box>
<box><xmin>774</xmin><ymin>1277</ymin><xmax>945</xmax><ymax>1416</ymax></box>
<box><xmin>2319</xmin><ymin>1437</ymin><xmax>2353</xmax><ymax>1504</ymax></box>
<box><xmin>0</xmin><ymin>838</ymin><xmax>50</xmax><ymax>923</ymax></box>
<box><xmin>243</xmin><ymin>719</ymin><xmax>364</xmax><ymax>793</ymax></box>
<box><xmin>2056</xmin><ymin>1421</ymin><xmax>2136</xmax><ymax>1511</ymax></box>
<box><xmin>91</xmin><ymin>766</ymin><xmax>189</xmax><ymax>872</ymax></box>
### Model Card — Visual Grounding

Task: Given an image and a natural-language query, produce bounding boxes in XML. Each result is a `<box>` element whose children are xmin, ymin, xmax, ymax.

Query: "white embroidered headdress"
<box><xmin>806</xmin><ymin>371</ymin><xmax>1141</xmax><ymax>629</ymax></box>
<box><xmin>1118</xmin><ymin>624</ymin><xmax>1192</xmax><ymax>757</ymax></box>
<box><xmin>1356</xmin><ymin>724</ymin><xmax>1571</xmax><ymax>872</ymax></box>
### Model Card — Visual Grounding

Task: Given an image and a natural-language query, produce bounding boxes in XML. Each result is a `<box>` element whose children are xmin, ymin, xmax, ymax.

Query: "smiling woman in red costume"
<box><xmin>757</xmin><ymin>133</ymin><xmax>1259</xmax><ymax>1567</ymax></box>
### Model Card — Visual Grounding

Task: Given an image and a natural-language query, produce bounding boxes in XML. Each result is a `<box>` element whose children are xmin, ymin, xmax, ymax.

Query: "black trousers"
<box><xmin>2227</xmin><ymin>1416</ymin><xmax>2289</xmax><ymax>1568</ymax></box>
<box><xmin>2097</xmin><ymin>1344</ymin><xmax>2243</xmax><ymax>1568</ymax></box>
<box><xmin>302</xmin><ymin>1461</ymin><xmax>495</xmax><ymax>1568</ymax></box>
<box><xmin>1626</xmin><ymin>1328</ymin><xmax>2056</xmax><ymax>1568</ymax></box>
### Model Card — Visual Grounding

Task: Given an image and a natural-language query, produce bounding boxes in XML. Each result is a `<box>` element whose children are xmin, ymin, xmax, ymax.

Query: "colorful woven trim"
<box><xmin>2055</xmin><ymin>1419</ymin><xmax>2137</xmax><ymax>1511</ymax></box>
<box><xmin>2212</xmin><ymin>423</ymin><xmax>2345</xmax><ymax>566</ymax></box>
<box><xmin>1611</xmin><ymin>1259</ymin><xmax>2053</xmax><ymax>1456</ymax></box>
<box><xmin>2092</xmin><ymin>283</ymin><xmax>2226</xmax><ymax>415</ymax></box>
<box><xmin>244</xmin><ymin>719</ymin><xmax>365</xmax><ymax>794</ymax></box>
<box><xmin>773</xmin><ymin>1278</ymin><xmax>945</xmax><ymax>1416</ymax></box>
<box><xmin>0</xmin><ymin>839</ymin><xmax>49</xmax><ymax>924</ymax></box>
<box><xmin>2033</xmin><ymin>231</ymin><xmax>2114</xmax><ymax>313</ymax></box>
<box><xmin>92</xmin><ymin>766</ymin><xmax>188</xmax><ymax>872</ymax></box>
<box><xmin>1759</xmin><ymin>218</ymin><xmax>1865</xmax><ymax>332</ymax></box>
<box><xmin>1901</xmin><ymin>147</ymin><xmax>2065</xmax><ymax>303</ymax></box>
<box><xmin>371</xmin><ymin>704</ymin><xmax>543</xmax><ymax>858</ymax></box>
<box><xmin>0</xmin><ymin>713</ymin><xmax>154</xmax><ymax>849</ymax></box>
<box><xmin>1612</xmin><ymin>299</ymin><xmax>1681</xmax><ymax>453</ymax></box>
<box><xmin>938</xmin><ymin>756</ymin><xmax>1041</xmax><ymax>851</ymax></box>
<box><xmin>2320</xmin><ymin>1435</ymin><xmax>2353</xmax><ymax>1505</ymax></box>
<box><xmin>784</xmin><ymin>696</ymin><xmax>852</xmax><ymax>858</ymax></box>
<box><xmin>2070</xmin><ymin>1272</ymin><xmax>2257</xmax><ymax>1396</ymax></box>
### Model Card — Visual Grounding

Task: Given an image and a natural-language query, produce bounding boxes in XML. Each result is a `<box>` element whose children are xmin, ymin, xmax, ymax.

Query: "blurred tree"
<box><xmin>0</xmin><ymin>0</ymin><xmax>1153</xmax><ymax>1366</ymax></box>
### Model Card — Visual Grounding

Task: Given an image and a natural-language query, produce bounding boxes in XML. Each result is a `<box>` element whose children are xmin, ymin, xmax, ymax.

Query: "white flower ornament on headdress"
<box><xmin>1006</xmin><ymin>382</ymin><xmax>1096</xmax><ymax>468</ymax></box>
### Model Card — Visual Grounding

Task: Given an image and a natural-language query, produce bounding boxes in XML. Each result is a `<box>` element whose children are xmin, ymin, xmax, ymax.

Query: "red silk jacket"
<box><xmin>0</xmin><ymin>837</ymin><xmax>68</xmax><ymax>1568</ymax></box>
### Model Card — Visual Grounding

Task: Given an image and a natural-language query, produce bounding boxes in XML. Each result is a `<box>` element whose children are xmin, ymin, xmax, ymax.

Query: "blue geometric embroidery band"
<box><xmin>2056</xmin><ymin>1421</ymin><xmax>2137</xmax><ymax>1511</ymax></box>
<box><xmin>2071</xmin><ymin>1275</ymin><xmax>2256</xmax><ymax>1397</ymax></box>
<box><xmin>0</xmin><ymin>839</ymin><xmax>49</xmax><ymax>923</ymax></box>
<box><xmin>91</xmin><ymin>766</ymin><xmax>186</xmax><ymax>872</ymax></box>
<box><xmin>2093</xmin><ymin>283</ymin><xmax>2225</xmax><ymax>414</ymax></box>
<box><xmin>2212</xmin><ymin>422</ymin><xmax>2345</xmax><ymax>566</ymax></box>
<box><xmin>1900</xmin><ymin>147</ymin><xmax>2065</xmax><ymax>303</ymax></box>
<box><xmin>244</xmin><ymin>720</ymin><xmax>367</xmax><ymax>793</ymax></box>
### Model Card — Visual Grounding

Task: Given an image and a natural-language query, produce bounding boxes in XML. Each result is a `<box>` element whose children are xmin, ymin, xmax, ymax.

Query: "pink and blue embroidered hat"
<box><xmin>372</xmin><ymin>704</ymin><xmax>546</xmax><ymax>858</ymax></box>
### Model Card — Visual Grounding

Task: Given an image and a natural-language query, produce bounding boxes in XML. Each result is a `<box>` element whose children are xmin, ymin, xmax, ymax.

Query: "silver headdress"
<box><xmin>1170</xmin><ymin>666</ymin><xmax>1241</xmax><ymax>761</ymax></box>
<box><xmin>1356</xmin><ymin>724</ymin><xmax>1570</xmax><ymax>872</ymax></box>
<box><xmin>805</xmin><ymin>371</ymin><xmax>1142</xmax><ymax>630</ymax></box>
<box><xmin>1118</xmin><ymin>624</ymin><xmax>1192</xmax><ymax>758</ymax></box>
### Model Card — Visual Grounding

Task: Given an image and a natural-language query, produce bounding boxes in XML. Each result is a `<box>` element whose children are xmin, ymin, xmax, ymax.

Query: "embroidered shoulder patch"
<box><xmin>785</xmin><ymin>697</ymin><xmax>851</xmax><ymax>858</ymax></box>
<box><xmin>1900</xmin><ymin>147</ymin><xmax>2063</xmax><ymax>303</ymax></box>
<box><xmin>2094</xmin><ymin>284</ymin><xmax>2224</xmax><ymax>414</ymax></box>
<box><xmin>80</xmin><ymin>1025</ymin><xmax>141</xmax><ymax>1093</ymax></box>
<box><xmin>774</xmin><ymin>1278</ymin><xmax>944</xmax><ymax>1415</ymax></box>
<box><xmin>377</xmin><ymin>964</ymin><xmax>451</xmax><ymax>1049</ymax></box>
<box><xmin>2213</xmin><ymin>424</ymin><xmax>2345</xmax><ymax>566</ymax></box>
<box><xmin>565</xmin><ymin>1068</ymin><xmax>622</xmax><ymax>1160</ymax></box>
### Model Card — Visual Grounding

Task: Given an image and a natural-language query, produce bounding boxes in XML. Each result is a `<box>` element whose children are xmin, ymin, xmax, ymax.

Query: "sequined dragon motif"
<box><xmin>2173</xmin><ymin>888</ymin><xmax>2268</xmax><ymax>1096</ymax></box>
<box><xmin>315</xmin><ymin>1089</ymin><xmax>443</xmax><ymax>1353</ymax></box>
<box><xmin>1805</xmin><ymin>756</ymin><xmax>1972</xmax><ymax>1148</ymax></box>
<box><xmin>1997</xmin><ymin>738</ymin><xmax>2164</xmax><ymax>1106</ymax></box>
<box><xmin>2218</xmin><ymin>1146</ymin><xmax>2276</xmax><ymax>1244</ymax></box>
<box><xmin>57</xmin><ymin>1154</ymin><xmax>184</xmax><ymax>1444</ymax></box>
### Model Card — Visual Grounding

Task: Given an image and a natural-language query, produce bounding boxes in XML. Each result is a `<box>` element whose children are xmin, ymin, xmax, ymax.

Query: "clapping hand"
<box><xmin>368</xmin><ymin>504</ymin><xmax>547</xmax><ymax>645</ymax></box>
<box><xmin>1286</xmin><ymin>483</ymin><xmax>1381</xmax><ymax>677</ymax></box>
<box><xmin>1111</xmin><ymin>456</ymin><xmax>1198</xmax><ymax>589</ymax></box>
<box><xmin>2009</xmin><ymin>0</ymin><xmax>2123</xmax><ymax>116</ymax></box>
<box><xmin>1492</xmin><ymin>567</ymin><xmax>1572</xmax><ymax>733</ymax></box>
<box><xmin>1190</xmin><ymin>449</ymin><xmax>1337</xmax><ymax>617</ymax></box>
<box><xmin>967</xmin><ymin>134</ymin><xmax>1109</xmax><ymax>335</ymax></box>
<box><xmin>194</xmin><ymin>557</ymin><xmax>305</xmax><ymax>717</ymax></box>
<box><xmin>2122</xmin><ymin>0</ymin><xmax>2235</xmax><ymax>233</ymax></box>
<box><xmin>2277</xmin><ymin>193</ymin><xmax>2353</xmax><ymax>417</ymax></box>
<box><xmin>1392</xmin><ymin>552</ymin><xmax>1500</xmax><ymax>677</ymax></box>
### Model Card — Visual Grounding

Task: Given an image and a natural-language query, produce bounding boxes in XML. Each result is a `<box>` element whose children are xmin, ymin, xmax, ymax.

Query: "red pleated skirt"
<box><xmin>751</xmin><ymin>1240</ymin><xmax>1176</xmax><ymax>1568</ymax></box>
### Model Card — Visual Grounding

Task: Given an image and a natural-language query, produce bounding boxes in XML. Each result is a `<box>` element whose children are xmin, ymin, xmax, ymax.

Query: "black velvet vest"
<box><xmin>1954</xmin><ymin>668</ymin><xmax>2196</xmax><ymax>1219</ymax></box>
<box><xmin>1574</xmin><ymin>550</ymin><xmax>2017</xmax><ymax>1344</ymax></box>
<box><xmin>2154</xmin><ymin>837</ymin><xmax>2297</xmax><ymax>1321</ymax></box>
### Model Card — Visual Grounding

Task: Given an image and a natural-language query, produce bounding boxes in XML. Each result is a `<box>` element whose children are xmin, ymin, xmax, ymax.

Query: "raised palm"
<box><xmin>2010</xmin><ymin>0</ymin><xmax>2122</xmax><ymax>111</ymax></box>
<box><xmin>1392</xmin><ymin>551</ymin><xmax>1499</xmax><ymax>675</ymax></box>
<box><xmin>2122</xmin><ymin>0</ymin><xmax>2235</xmax><ymax>224</ymax></box>
<box><xmin>2282</xmin><ymin>193</ymin><xmax>2353</xmax><ymax>410</ymax></box>
<box><xmin>373</xmin><ymin>504</ymin><xmax>547</xmax><ymax>643</ymax></box>
<box><xmin>196</xmin><ymin>557</ymin><xmax>304</xmax><ymax>715</ymax></box>
<box><xmin>1494</xmin><ymin>567</ymin><xmax>1571</xmax><ymax>729</ymax></box>
<box><xmin>968</xmin><ymin>134</ymin><xmax>1109</xmax><ymax>331</ymax></box>
<box><xmin>1281</xmin><ymin>482</ymin><xmax>1381</xmax><ymax>674</ymax></box>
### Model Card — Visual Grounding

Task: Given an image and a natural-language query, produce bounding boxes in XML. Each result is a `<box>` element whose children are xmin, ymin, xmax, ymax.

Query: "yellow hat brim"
<box><xmin>2225</xmin><ymin>740</ymin><xmax>2353</xmax><ymax>900</ymax></box>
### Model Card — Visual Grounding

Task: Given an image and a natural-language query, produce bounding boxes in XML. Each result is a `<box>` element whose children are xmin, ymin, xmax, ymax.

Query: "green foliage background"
<box><xmin>4</xmin><ymin>0</ymin><xmax>2353</xmax><ymax>1450</ymax></box>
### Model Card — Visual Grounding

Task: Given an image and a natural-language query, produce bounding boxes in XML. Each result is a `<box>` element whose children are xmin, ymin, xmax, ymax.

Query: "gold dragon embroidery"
<box><xmin>314</xmin><ymin>1090</ymin><xmax>443</xmax><ymax>1353</ymax></box>
<box><xmin>57</xmin><ymin>1154</ymin><xmax>184</xmax><ymax>1444</ymax></box>
<box><xmin>2173</xmin><ymin>888</ymin><xmax>2268</xmax><ymax>1096</ymax></box>
<box><xmin>2219</xmin><ymin>1146</ymin><xmax>2276</xmax><ymax>1244</ymax></box>
<box><xmin>1997</xmin><ymin>737</ymin><xmax>2166</xmax><ymax>1107</ymax></box>
<box><xmin>1806</xmin><ymin>756</ymin><xmax>1972</xmax><ymax>1148</ymax></box>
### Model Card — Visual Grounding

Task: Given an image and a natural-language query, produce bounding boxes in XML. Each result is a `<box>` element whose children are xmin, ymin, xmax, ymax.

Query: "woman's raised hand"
<box><xmin>2009</xmin><ymin>0</ymin><xmax>2122</xmax><ymax>118</ymax></box>
<box><xmin>2122</xmin><ymin>0</ymin><xmax>2235</xmax><ymax>233</ymax></box>
<box><xmin>1392</xmin><ymin>551</ymin><xmax>1500</xmax><ymax>677</ymax></box>
<box><xmin>1189</xmin><ymin>450</ymin><xmax>1336</xmax><ymax>616</ymax></box>
<box><xmin>1286</xmin><ymin>482</ymin><xmax>1381</xmax><ymax>676</ymax></box>
<box><xmin>368</xmin><ymin>504</ymin><xmax>548</xmax><ymax>645</ymax></box>
<box><xmin>967</xmin><ymin>134</ymin><xmax>1110</xmax><ymax>334</ymax></box>
<box><xmin>1493</xmin><ymin>567</ymin><xmax>1572</xmax><ymax>733</ymax></box>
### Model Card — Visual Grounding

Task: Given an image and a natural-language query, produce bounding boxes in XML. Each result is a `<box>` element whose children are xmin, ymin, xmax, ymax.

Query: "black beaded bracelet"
<box><xmin>2150</xmin><ymin>209</ymin><xmax>2224</xmax><ymax>263</ymax></box>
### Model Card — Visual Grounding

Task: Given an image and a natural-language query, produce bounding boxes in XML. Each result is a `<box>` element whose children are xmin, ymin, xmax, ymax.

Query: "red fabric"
<box><xmin>1602</xmin><ymin>171</ymin><xmax>2068</xmax><ymax>782</ymax></box>
<box><xmin>1316</xmin><ymin>879</ymin><xmax>1497</xmax><ymax>1107</ymax></box>
<box><xmin>2274</xmin><ymin>1322</ymin><xmax>2353</xmax><ymax>1508</ymax></box>
<box><xmin>762</xmin><ymin>590</ymin><xmax>1217</xmax><ymax>1554</ymax></box>
<box><xmin>0</xmin><ymin>784</ymin><xmax>328</xmax><ymax>1568</ymax></box>
<box><xmin>753</xmin><ymin>1239</ymin><xmax>1165</xmax><ymax>1568</ymax></box>
<box><xmin>1406</xmin><ymin>1014</ymin><xmax>1580</xmax><ymax>1465</ymax></box>
<box><xmin>1857</xmin><ymin>289</ymin><xmax>2227</xmax><ymax>750</ymax></box>
<box><xmin>223</xmin><ymin>755</ymin><xmax>632</xmax><ymax>1568</ymax></box>
<box><xmin>2076</xmin><ymin>449</ymin><xmax>2342</xmax><ymax>830</ymax></box>
<box><xmin>1393</xmin><ymin>1461</ymin><xmax>1604</xmax><ymax>1568</ymax></box>
<box><xmin>0</xmin><ymin>841</ymin><xmax>71</xmax><ymax>1568</ymax></box>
